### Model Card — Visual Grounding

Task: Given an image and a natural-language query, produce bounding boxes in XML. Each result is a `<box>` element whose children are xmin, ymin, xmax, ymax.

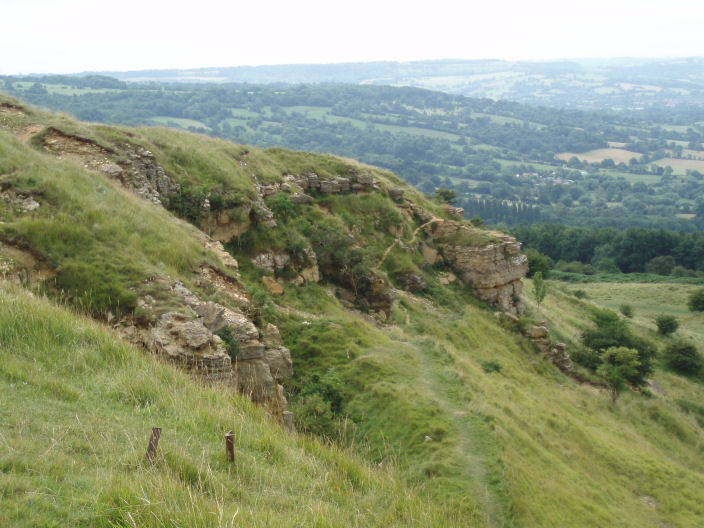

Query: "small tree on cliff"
<box><xmin>533</xmin><ymin>272</ymin><xmax>547</xmax><ymax>312</ymax></box>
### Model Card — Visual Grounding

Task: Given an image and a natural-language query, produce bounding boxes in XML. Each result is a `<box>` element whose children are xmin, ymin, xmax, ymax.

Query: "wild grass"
<box><xmin>0</xmin><ymin>130</ymin><xmax>213</xmax><ymax>314</ymax></box>
<box><xmin>0</xmin><ymin>283</ymin><xmax>464</xmax><ymax>527</ymax></box>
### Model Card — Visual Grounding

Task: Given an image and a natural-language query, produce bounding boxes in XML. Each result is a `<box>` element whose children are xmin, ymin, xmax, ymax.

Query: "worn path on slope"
<box><xmin>415</xmin><ymin>338</ymin><xmax>513</xmax><ymax>527</ymax></box>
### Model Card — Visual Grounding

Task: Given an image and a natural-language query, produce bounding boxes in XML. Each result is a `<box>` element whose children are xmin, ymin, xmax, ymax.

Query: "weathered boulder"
<box><xmin>252</xmin><ymin>201</ymin><xmax>276</xmax><ymax>228</ymax></box>
<box><xmin>196</xmin><ymin>302</ymin><xmax>259</xmax><ymax>342</ymax></box>
<box><xmin>320</xmin><ymin>179</ymin><xmax>341</xmax><ymax>194</ymax></box>
<box><xmin>334</xmin><ymin>177</ymin><xmax>351</xmax><ymax>192</ymax></box>
<box><xmin>235</xmin><ymin>359</ymin><xmax>277</xmax><ymax>400</ymax></box>
<box><xmin>145</xmin><ymin>311</ymin><xmax>233</xmax><ymax>382</ymax></box>
<box><xmin>420</xmin><ymin>242</ymin><xmax>439</xmax><ymax>266</ymax></box>
<box><xmin>264</xmin><ymin>346</ymin><xmax>293</xmax><ymax>379</ymax></box>
<box><xmin>388</xmin><ymin>188</ymin><xmax>405</xmax><ymax>202</ymax></box>
<box><xmin>442</xmin><ymin>204</ymin><xmax>465</xmax><ymax>219</ymax></box>
<box><xmin>525</xmin><ymin>325</ymin><xmax>549</xmax><ymax>339</ymax></box>
<box><xmin>290</xmin><ymin>193</ymin><xmax>313</xmax><ymax>204</ymax></box>
<box><xmin>252</xmin><ymin>252</ymin><xmax>290</xmax><ymax>273</ymax></box>
<box><xmin>1</xmin><ymin>189</ymin><xmax>40</xmax><ymax>212</ymax></box>
<box><xmin>119</xmin><ymin>144</ymin><xmax>180</xmax><ymax>206</ymax></box>
<box><xmin>549</xmin><ymin>343</ymin><xmax>574</xmax><ymax>373</ymax></box>
<box><xmin>300</xmin><ymin>266</ymin><xmax>320</xmax><ymax>283</ymax></box>
<box><xmin>351</xmin><ymin>171</ymin><xmax>374</xmax><ymax>186</ymax></box>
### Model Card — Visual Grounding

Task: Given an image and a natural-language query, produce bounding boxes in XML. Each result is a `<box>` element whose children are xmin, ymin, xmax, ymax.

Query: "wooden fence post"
<box><xmin>145</xmin><ymin>427</ymin><xmax>161</xmax><ymax>465</ymax></box>
<box><xmin>225</xmin><ymin>431</ymin><xmax>234</xmax><ymax>463</ymax></box>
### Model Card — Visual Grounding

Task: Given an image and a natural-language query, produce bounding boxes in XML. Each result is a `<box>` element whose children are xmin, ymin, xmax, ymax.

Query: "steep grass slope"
<box><xmin>2</xmin><ymin>95</ymin><xmax>704</xmax><ymax>526</ymax></box>
<box><xmin>0</xmin><ymin>284</ymin><xmax>460</xmax><ymax>527</ymax></box>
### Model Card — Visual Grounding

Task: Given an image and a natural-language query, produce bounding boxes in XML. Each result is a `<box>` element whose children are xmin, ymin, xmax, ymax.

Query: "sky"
<box><xmin>2</xmin><ymin>0</ymin><xmax>704</xmax><ymax>75</ymax></box>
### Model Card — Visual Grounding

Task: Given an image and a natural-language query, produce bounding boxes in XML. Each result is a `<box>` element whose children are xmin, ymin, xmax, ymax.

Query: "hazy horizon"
<box><xmin>3</xmin><ymin>0</ymin><xmax>704</xmax><ymax>76</ymax></box>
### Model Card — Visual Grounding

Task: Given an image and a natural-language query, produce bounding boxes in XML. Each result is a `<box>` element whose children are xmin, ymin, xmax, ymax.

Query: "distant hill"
<box><xmin>81</xmin><ymin>57</ymin><xmax>704</xmax><ymax>110</ymax></box>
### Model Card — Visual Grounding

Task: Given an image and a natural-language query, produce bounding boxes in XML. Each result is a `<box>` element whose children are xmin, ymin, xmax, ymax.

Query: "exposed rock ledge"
<box><xmin>425</xmin><ymin>220</ymin><xmax>528</xmax><ymax>313</ymax></box>
<box><xmin>115</xmin><ymin>275</ymin><xmax>293</xmax><ymax>419</ymax></box>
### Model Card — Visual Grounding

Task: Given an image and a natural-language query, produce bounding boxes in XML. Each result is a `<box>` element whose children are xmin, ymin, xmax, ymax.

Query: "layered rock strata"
<box><xmin>426</xmin><ymin>220</ymin><xmax>528</xmax><ymax>313</ymax></box>
<box><xmin>116</xmin><ymin>276</ymin><xmax>293</xmax><ymax>410</ymax></box>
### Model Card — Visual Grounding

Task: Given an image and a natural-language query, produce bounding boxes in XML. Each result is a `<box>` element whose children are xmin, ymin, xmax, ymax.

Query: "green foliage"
<box><xmin>573</xmin><ymin>289</ymin><xmax>588</xmax><ymax>299</ymax></box>
<box><xmin>434</xmin><ymin>188</ymin><xmax>457</xmax><ymax>204</ymax></box>
<box><xmin>555</xmin><ymin>260</ymin><xmax>596</xmax><ymax>275</ymax></box>
<box><xmin>570</xmin><ymin>347</ymin><xmax>601</xmax><ymax>370</ymax></box>
<box><xmin>481</xmin><ymin>360</ymin><xmax>502</xmax><ymax>374</ymax></box>
<box><xmin>581</xmin><ymin>308</ymin><xmax>656</xmax><ymax>385</ymax></box>
<box><xmin>164</xmin><ymin>185</ymin><xmax>207</xmax><ymax>223</ymax></box>
<box><xmin>664</xmin><ymin>340</ymin><xmax>703</xmax><ymax>375</ymax></box>
<box><xmin>645</xmin><ymin>255</ymin><xmax>676</xmax><ymax>276</ymax></box>
<box><xmin>688</xmin><ymin>288</ymin><xmax>704</xmax><ymax>312</ymax></box>
<box><xmin>267</xmin><ymin>192</ymin><xmax>296</xmax><ymax>222</ymax></box>
<box><xmin>655</xmin><ymin>314</ymin><xmax>679</xmax><ymax>335</ymax></box>
<box><xmin>597</xmin><ymin>346</ymin><xmax>641</xmax><ymax>403</ymax></box>
<box><xmin>525</xmin><ymin>248</ymin><xmax>552</xmax><ymax>278</ymax></box>
<box><xmin>293</xmin><ymin>392</ymin><xmax>337</xmax><ymax>437</ymax></box>
<box><xmin>214</xmin><ymin>327</ymin><xmax>240</xmax><ymax>361</ymax></box>
<box><xmin>532</xmin><ymin>272</ymin><xmax>547</xmax><ymax>311</ymax></box>
<box><xmin>619</xmin><ymin>304</ymin><xmax>634</xmax><ymax>318</ymax></box>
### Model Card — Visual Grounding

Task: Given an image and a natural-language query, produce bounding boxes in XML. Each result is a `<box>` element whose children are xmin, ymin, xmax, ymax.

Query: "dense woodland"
<box><xmin>3</xmin><ymin>75</ymin><xmax>704</xmax><ymax>233</ymax></box>
<box><xmin>513</xmin><ymin>224</ymin><xmax>704</xmax><ymax>276</ymax></box>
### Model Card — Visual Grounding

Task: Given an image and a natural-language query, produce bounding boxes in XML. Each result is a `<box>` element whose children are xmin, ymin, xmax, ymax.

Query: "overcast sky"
<box><xmin>2</xmin><ymin>0</ymin><xmax>704</xmax><ymax>75</ymax></box>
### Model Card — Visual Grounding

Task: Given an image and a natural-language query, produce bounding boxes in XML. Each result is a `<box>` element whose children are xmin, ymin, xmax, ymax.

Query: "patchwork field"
<box><xmin>556</xmin><ymin>148</ymin><xmax>643</xmax><ymax>164</ymax></box>
<box><xmin>653</xmin><ymin>157</ymin><xmax>704</xmax><ymax>174</ymax></box>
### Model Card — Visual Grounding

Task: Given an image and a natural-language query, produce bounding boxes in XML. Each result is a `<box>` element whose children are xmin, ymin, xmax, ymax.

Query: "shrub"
<box><xmin>573</xmin><ymin>289</ymin><xmax>587</xmax><ymax>299</ymax></box>
<box><xmin>597</xmin><ymin>346</ymin><xmax>641</xmax><ymax>403</ymax></box>
<box><xmin>655</xmin><ymin>314</ymin><xmax>679</xmax><ymax>335</ymax></box>
<box><xmin>555</xmin><ymin>260</ymin><xmax>595</xmax><ymax>275</ymax></box>
<box><xmin>481</xmin><ymin>360</ymin><xmax>501</xmax><ymax>374</ymax></box>
<box><xmin>525</xmin><ymin>248</ymin><xmax>552</xmax><ymax>278</ymax></box>
<box><xmin>688</xmin><ymin>289</ymin><xmax>704</xmax><ymax>312</ymax></box>
<box><xmin>619</xmin><ymin>304</ymin><xmax>633</xmax><ymax>318</ymax></box>
<box><xmin>581</xmin><ymin>308</ymin><xmax>656</xmax><ymax>385</ymax></box>
<box><xmin>645</xmin><ymin>255</ymin><xmax>675</xmax><ymax>276</ymax></box>
<box><xmin>571</xmin><ymin>347</ymin><xmax>601</xmax><ymax>370</ymax></box>
<box><xmin>664</xmin><ymin>340</ymin><xmax>702</xmax><ymax>375</ymax></box>
<box><xmin>267</xmin><ymin>193</ymin><xmax>295</xmax><ymax>222</ymax></box>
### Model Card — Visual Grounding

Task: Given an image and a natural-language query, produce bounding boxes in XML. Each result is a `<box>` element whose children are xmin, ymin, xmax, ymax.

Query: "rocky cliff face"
<box><xmin>2</xmin><ymin>108</ymin><xmax>533</xmax><ymax>422</ymax></box>
<box><xmin>115</xmin><ymin>270</ymin><xmax>294</xmax><ymax>418</ymax></box>
<box><xmin>425</xmin><ymin>220</ymin><xmax>528</xmax><ymax>313</ymax></box>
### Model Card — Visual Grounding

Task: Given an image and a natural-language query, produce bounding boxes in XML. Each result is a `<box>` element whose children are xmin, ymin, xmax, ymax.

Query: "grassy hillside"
<box><xmin>2</xmin><ymin>96</ymin><xmax>704</xmax><ymax>526</ymax></box>
<box><xmin>0</xmin><ymin>284</ymin><xmax>459</xmax><ymax>527</ymax></box>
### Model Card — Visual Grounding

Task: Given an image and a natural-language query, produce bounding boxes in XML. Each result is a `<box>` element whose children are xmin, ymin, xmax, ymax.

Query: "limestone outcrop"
<box><xmin>252</xmin><ymin>248</ymin><xmax>320</xmax><ymax>285</ymax></box>
<box><xmin>117</xmin><ymin>144</ymin><xmax>180</xmax><ymax>205</ymax></box>
<box><xmin>116</xmin><ymin>271</ymin><xmax>294</xmax><ymax>414</ymax></box>
<box><xmin>200</xmin><ymin>204</ymin><xmax>252</xmax><ymax>241</ymax></box>
<box><xmin>425</xmin><ymin>220</ymin><xmax>528</xmax><ymax>313</ymax></box>
<box><xmin>523</xmin><ymin>323</ymin><xmax>574</xmax><ymax>373</ymax></box>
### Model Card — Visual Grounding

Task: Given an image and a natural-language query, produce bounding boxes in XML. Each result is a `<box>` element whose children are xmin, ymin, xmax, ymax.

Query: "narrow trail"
<box><xmin>373</xmin><ymin>217</ymin><xmax>443</xmax><ymax>271</ymax></box>
<box><xmin>415</xmin><ymin>339</ymin><xmax>512</xmax><ymax>528</ymax></box>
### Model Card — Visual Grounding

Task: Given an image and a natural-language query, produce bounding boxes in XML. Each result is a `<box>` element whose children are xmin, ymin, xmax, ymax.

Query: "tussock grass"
<box><xmin>0</xmin><ymin>130</ymin><xmax>215</xmax><ymax>314</ymax></box>
<box><xmin>0</xmin><ymin>284</ymin><xmax>463</xmax><ymax>527</ymax></box>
